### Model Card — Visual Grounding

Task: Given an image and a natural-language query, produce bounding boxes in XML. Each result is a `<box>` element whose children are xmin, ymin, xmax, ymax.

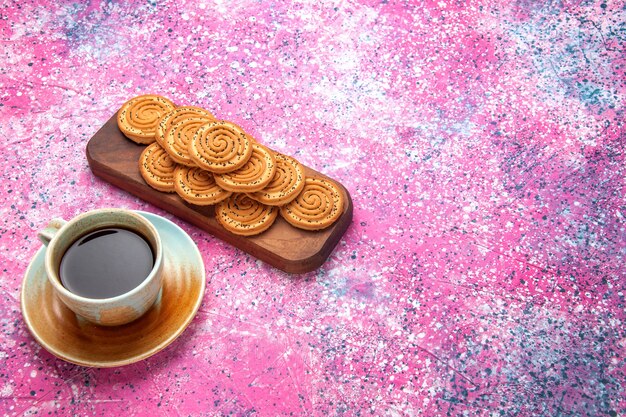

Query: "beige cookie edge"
<box><xmin>215</xmin><ymin>195</ymin><xmax>278</xmax><ymax>236</ymax></box>
<box><xmin>173</xmin><ymin>166</ymin><xmax>232</xmax><ymax>205</ymax></box>
<box><xmin>213</xmin><ymin>143</ymin><xmax>277</xmax><ymax>193</ymax></box>
<box><xmin>279</xmin><ymin>177</ymin><xmax>345</xmax><ymax>231</ymax></box>
<box><xmin>188</xmin><ymin>120</ymin><xmax>254</xmax><ymax>174</ymax></box>
<box><xmin>246</xmin><ymin>153</ymin><xmax>306</xmax><ymax>206</ymax></box>
<box><xmin>117</xmin><ymin>94</ymin><xmax>176</xmax><ymax>144</ymax></box>
<box><xmin>139</xmin><ymin>142</ymin><xmax>178</xmax><ymax>193</ymax></box>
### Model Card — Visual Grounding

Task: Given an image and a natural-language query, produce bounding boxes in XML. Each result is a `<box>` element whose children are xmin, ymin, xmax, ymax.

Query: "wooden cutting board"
<box><xmin>86</xmin><ymin>113</ymin><xmax>353</xmax><ymax>274</ymax></box>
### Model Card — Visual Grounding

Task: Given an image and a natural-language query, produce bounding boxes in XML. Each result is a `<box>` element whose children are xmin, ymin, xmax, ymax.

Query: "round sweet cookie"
<box><xmin>155</xmin><ymin>106</ymin><xmax>215</xmax><ymax>148</ymax></box>
<box><xmin>163</xmin><ymin>115</ymin><xmax>215</xmax><ymax>166</ymax></box>
<box><xmin>247</xmin><ymin>153</ymin><xmax>306</xmax><ymax>206</ymax></box>
<box><xmin>117</xmin><ymin>94</ymin><xmax>176</xmax><ymax>144</ymax></box>
<box><xmin>214</xmin><ymin>143</ymin><xmax>276</xmax><ymax>193</ymax></box>
<box><xmin>280</xmin><ymin>176</ymin><xmax>344</xmax><ymax>231</ymax></box>
<box><xmin>189</xmin><ymin>120</ymin><xmax>254</xmax><ymax>174</ymax></box>
<box><xmin>139</xmin><ymin>142</ymin><xmax>178</xmax><ymax>192</ymax></box>
<box><xmin>173</xmin><ymin>165</ymin><xmax>232</xmax><ymax>206</ymax></box>
<box><xmin>215</xmin><ymin>194</ymin><xmax>278</xmax><ymax>236</ymax></box>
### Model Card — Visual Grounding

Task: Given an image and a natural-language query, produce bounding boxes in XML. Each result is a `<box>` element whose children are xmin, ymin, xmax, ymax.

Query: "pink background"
<box><xmin>1</xmin><ymin>0</ymin><xmax>625</xmax><ymax>415</ymax></box>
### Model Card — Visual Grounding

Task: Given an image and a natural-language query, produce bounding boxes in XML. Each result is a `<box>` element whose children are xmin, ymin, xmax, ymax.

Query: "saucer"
<box><xmin>21</xmin><ymin>211</ymin><xmax>206</xmax><ymax>367</ymax></box>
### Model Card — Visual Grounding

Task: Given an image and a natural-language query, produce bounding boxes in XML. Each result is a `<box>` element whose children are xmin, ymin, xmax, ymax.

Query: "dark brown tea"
<box><xmin>60</xmin><ymin>228</ymin><xmax>154</xmax><ymax>299</ymax></box>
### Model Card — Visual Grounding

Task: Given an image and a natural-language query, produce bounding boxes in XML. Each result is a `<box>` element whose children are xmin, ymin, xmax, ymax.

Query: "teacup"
<box><xmin>37</xmin><ymin>208</ymin><xmax>163</xmax><ymax>326</ymax></box>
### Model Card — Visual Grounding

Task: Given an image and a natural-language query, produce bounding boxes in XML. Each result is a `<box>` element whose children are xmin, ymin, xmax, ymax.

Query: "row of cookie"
<box><xmin>118</xmin><ymin>94</ymin><xmax>294</xmax><ymax>198</ymax></box>
<box><xmin>138</xmin><ymin>140</ymin><xmax>343</xmax><ymax>233</ymax></box>
<box><xmin>119</xmin><ymin>93</ymin><xmax>314</xmax><ymax>212</ymax></box>
<box><xmin>116</xmin><ymin>94</ymin><xmax>345</xmax><ymax>235</ymax></box>
<box><xmin>118</xmin><ymin>94</ymin><xmax>261</xmax><ymax>176</ymax></box>
<box><xmin>141</xmin><ymin>138</ymin><xmax>304</xmax><ymax>203</ymax></box>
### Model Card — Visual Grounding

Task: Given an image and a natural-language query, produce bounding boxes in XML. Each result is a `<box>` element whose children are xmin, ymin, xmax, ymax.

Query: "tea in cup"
<box><xmin>37</xmin><ymin>208</ymin><xmax>164</xmax><ymax>326</ymax></box>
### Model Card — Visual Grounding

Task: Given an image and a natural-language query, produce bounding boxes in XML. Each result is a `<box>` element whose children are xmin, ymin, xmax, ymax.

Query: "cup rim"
<box><xmin>44</xmin><ymin>208</ymin><xmax>163</xmax><ymax>304</ymax></box>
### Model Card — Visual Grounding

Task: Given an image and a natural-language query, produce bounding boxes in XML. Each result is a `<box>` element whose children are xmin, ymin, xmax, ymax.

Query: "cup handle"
<box><xmin>37</xmin><ymin>218</ymin><xmax>68</xmax><ymax>246</ymax></box>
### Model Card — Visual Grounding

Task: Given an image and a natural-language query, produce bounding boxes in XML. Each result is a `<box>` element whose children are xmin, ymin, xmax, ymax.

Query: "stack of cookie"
<box><xmin>116</xmin><ymin>94</ymin><xmax>344</xmax><ymax>236</ymax></box>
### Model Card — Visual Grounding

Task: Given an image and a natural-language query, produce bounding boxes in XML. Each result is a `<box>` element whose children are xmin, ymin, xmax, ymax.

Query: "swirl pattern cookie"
<box><xmin>163</xmin><ymin>116</ymin><xmax>214</xmax><ymax>166</ymax></box>
<box><xmin>118</xmin><ymin>95</ymin><xmax>176</xmax><ymax>144</ymax></box>
<box><xmin>280</xmin><ymin>177</ymin><xmax>344</xmax><ymax>230</ymax></box>
<box><xmin>173</xmin><ymin>166</ymin><xmax>232</xmax><ymax>205</ymax></box>
<box><xmin>139</xmin><ymin>142</ymin><xmax>178</xmax><ymax>192</ymax></box>
<box><xmin>116</xmin><ymin>95</ymin><xmax>348</xmax><ymax>239</ymax></box>
<box><xmin>214</xmin><ymin>143</ymin><xmax>276</xmax><ymax>192</ymax></box>
<box><xmin>216</xmin><ymin>194</ymin><xmax>278</xmax><ymax>236</ymax></box>
<box><xmin>247</xmin><ymin>153</ymin><xmax>306</xmax><ymax>206</ymax></box>
<box><xmin>189</xmin><ymin>121</ymin><xmax>253</xmax><ymax>174</ymax></box>
<box><xmin>155</xmin><ymin>106</ymin><xmax>214</xmax><ymax>147</ymax></box>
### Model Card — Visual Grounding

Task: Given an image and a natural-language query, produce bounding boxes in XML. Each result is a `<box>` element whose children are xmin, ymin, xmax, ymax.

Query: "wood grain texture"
<box><xmin>86</xmin><ymin>113</ymin><xmax>353</xmax><ymax>274</ymax></box>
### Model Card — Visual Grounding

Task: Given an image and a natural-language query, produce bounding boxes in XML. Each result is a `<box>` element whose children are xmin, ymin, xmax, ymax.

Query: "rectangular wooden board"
<box><xmin>86</xmin><ymin>114</ymin><xmax>353</xmax><ymax>274</ymax></box>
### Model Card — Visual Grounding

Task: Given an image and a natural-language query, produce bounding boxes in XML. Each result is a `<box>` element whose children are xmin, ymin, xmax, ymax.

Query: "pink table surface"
<box><xmin>1</xmin><ymin>1</ymin><xmax>625</xmax><ymax>416</ymax></box>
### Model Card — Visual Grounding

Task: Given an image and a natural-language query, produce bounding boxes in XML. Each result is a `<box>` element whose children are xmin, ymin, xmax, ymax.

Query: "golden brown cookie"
<box><xmin>163</xmin><ymin>115</ymin><xmax>214</xmax><ymax>166</ymax></box>
<box><xmin>214</xmin><ymin>143</ymin><xmax>276</xmax><ymax>192</ymax></box>
<box><xmin>139</xmin><ymin>142</ymin><xmax>178</xmax><ymax>192</ymax></box>
<box><xmin>173</xmin><ymin>165</ymin><xmax>232</xmax><ymax>205</ymax></box>
<box><xmin>155</xmin><ymin>106</ymin><xmax>214</xmax><ymax>147</ymax></box>
<box><xmin>280</xmin><ymin>177</ymin><xmax>344</xmax><ymax>230</ymax></box>
<box><xmin>188</xmin><ymin>121</ymin><xmax>254</xmax><ymax>174</ymax></box>
<box><xmin>215</xmin><ymin>194</ymin><xmax>278</xmax><ymax>236</ymax></box>
<box><xmin>117</xmin><ymin>94</ymin><xmax>176</xmax><ymax>144</ymax></box>
<box><xmin>247</xmin><ymin>153</ymin><xmax>306</xmax><ymax>206</ymax></box>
